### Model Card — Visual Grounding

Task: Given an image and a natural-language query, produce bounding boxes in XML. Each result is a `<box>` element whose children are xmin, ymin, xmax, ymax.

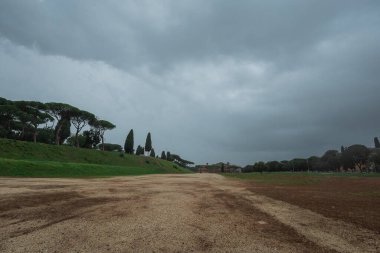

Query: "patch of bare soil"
<box><xmin>243</xmin><ymin>177</ymin><xmax>380</xmax><ymax>231</ymax></box>
<box><xmin>0</xmin><ymin>174</ymin><xmax>378</xmax><ymax>252</ymax></box>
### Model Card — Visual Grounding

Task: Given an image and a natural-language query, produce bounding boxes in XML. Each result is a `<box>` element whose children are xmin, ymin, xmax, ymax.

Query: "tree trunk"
<box><xmin>6</xmin><ymin>119</ymin><xmax>11</xmax><ymax>137</ymax></box>
<box><xmin>101</xmin><ymin>135</ymin><xmax>104</xmax><ymax>151</ymax></box>
<box><xmin>32</xmin><ymin>125</ymin><xmax>38</xmax><ymax>143</ymax></box>
<box><xmin>75</xmin><ymin>129</ymin><xmax>80</xmax><ymax>148</ymax></box>
<box><xmin>20</xmin><ymin>126</ymin><xmax>25</xmax><ymax>141</ymax></box>
<box><xmin>55</xmin><ymin>124</ymin><xmax>62</xmax><ymax>145</ymax></box>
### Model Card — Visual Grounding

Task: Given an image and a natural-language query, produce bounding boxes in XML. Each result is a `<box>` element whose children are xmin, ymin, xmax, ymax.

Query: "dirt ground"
<box><xmin>244</xmin><ymin>176</ymin><xmax>380</xmax><ymax>232</ymax></box>
<box><xmin>0</xmin><ymin>174</ymin><xmax>379</xmax><ymax>253</ymax></box>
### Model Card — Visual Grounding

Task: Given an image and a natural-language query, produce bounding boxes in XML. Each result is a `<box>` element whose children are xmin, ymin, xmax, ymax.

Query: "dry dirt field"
<box><xmin>0</xmin><ymin>174</ymin><xmax>379</xmax><ymax>253</ymax></box>
<box><xmin>244</xmin><ymin>175</ymin><xmax>380</xmax><ymax>232</ymax></box>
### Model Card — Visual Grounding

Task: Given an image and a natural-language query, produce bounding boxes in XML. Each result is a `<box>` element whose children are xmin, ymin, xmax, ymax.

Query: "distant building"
<box><xmin>198</xmin><ymin>166</ymin><xmax>208</xmax><ymax>173</ymax></box>
<box><xmin>234</xmin><ymin>167</ymin><xmax>242</xmax><ymax>173</ymax></box>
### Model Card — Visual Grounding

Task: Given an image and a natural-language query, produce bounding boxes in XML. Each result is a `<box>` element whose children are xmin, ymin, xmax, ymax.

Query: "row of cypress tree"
<box><xmin>124</xmin><ymin>130</ymin><xmax>157</xmax><ymax>157</ymax></box>
<box><xmin>123</xmin><ymin>130</ymin><xmax>187</xmax><ymax>163</ymax></box>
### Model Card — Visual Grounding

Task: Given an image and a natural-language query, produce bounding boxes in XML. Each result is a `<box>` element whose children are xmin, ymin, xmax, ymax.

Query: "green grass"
<box><xmin>0</xmin><ymin>158</ymin><xmax>188</xmax><ymax>177</ymax></box>
<box><xmin>224</xmin><ymin>172</ymin><xmax>380</xmax><ymax>186</ymax></box>
<box><xmin>0</xmin><ymin>138</ymin><xmax>191</xmax><ymax>177</ymax></box>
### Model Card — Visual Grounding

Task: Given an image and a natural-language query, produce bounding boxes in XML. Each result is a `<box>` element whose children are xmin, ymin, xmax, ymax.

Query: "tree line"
<box><xmin>0</xmin><ymin>97</ymin><xmax>193</xmax><ymax>166</ymax></box>
<box><xmin>0</xmin><ymin>97</ymin><xmax>115</xmax><ymax>150</ymax></box>
<box><xmin>124</xmin><ymin>129</ymin><xmax>194</xmax><ymax>167</ymax></box>
<box><xmin>244</xmin><ymin>138</ymin><xmax>380</xmax><ymax>173</ymax></box>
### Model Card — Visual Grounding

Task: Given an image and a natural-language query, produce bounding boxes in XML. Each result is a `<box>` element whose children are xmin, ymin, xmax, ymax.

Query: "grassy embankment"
<box><xmin>0</xmin><ymin>138</ymin><xmax>190</xmax><ymax>177</ymax></box>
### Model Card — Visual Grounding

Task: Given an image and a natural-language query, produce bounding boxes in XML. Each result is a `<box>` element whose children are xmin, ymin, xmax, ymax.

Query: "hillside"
<box><xmin>0</xmin><ymin>138</ymin><xmax>190</xmax><ymax>177</ymax></box>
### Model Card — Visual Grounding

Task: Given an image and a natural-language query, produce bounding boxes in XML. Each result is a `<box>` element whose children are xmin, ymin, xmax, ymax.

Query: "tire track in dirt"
<box><xmin>189</xmin><ymin>185</ymin><xmax>335</xmax><ymax>253</ymax></box>
<box><xmin>0</xmin><ymin>174</ymin><xmax>378</xmax><ymax>252</ymax></box>
<box><xmin>213</xmin><ymin>178</ymin><xmax>380</xmax><ymax>253</ymax></box>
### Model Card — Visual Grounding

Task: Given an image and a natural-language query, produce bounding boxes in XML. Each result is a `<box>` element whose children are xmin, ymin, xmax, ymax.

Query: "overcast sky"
<box><xmin>1</xmin><ymin>0</ymin><xmax>379</xmax><ymax>165</ymax></box>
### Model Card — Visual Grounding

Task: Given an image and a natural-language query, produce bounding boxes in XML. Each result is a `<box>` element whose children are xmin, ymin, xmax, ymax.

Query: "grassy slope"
<box><xmin>0</xmin><ymin>138</ymin><xmax>190</xmax><ymax>177</ymax></box>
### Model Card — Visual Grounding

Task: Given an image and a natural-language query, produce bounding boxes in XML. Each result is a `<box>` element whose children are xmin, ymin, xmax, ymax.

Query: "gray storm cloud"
<box><xmin>0</xmin><ymin>0</ymin><xmax>380</xmax><ymax>165</ymax></box>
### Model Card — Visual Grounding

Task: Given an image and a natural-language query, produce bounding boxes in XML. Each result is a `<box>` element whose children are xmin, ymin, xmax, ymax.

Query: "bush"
<box><xmin>98</xmin><ymin>143</ymin><xmax>122</xmax><ymax>152</ymax></box>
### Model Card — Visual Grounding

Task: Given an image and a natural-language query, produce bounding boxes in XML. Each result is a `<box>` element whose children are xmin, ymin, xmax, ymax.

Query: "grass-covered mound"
<box><xmin>0</xmin><ymin>138</ymin><xmax>190</xmax><ymax>177</ymax></box>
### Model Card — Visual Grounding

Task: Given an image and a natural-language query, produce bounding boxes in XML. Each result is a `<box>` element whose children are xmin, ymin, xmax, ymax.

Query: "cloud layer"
<box><xmin>1</xmin><ymin>0</ymin><xmax>380</xmax><ymax>165</ymax></box>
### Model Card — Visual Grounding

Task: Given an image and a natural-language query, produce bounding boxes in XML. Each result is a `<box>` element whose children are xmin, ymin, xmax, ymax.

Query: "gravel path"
<box><xmin>0</xmin><ymin>174</ymin><xmax>378</xmax><ymax>252</ymax></box>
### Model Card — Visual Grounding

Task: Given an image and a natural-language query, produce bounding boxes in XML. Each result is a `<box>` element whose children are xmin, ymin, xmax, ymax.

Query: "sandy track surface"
<box><xmin>0</xmin><ymin>174</ymin><xmax>378</xmax><ymax>253</ymax></box>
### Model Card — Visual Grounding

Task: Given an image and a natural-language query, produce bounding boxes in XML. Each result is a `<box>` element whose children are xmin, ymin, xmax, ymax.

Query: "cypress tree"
<box><xmin>136</xmin><ymin>146</ymin><xmax>140</xmax><ymax>155</ymax></box>
<box><xmin>161</xmin><ymin>151</ymin><xmax>166</xmax><ymax>160</ymax></box>
<box><xmin>136</xmin><ymin>145</ymin><xmax>143</xmax><ymax>155</ymax></box>
<box><xmin>166</xmin><ymin>151</ymin><xmax>172</xmax><ymax>161</ymax></box>
<box><xmin>375</xmin><ymin>137</ymin><xmax>380</xmax><ymax>148</ymax></box>
<box><xmin>150</xmin><ymin>148</ymin><xmax>155</xmax><ymax>157</ymax></box>
<box><xmin>341</xmin><ymin>145</ymin><xmax>345</xmax><ymax>153</ymax></box>
<box><xmin>141</xmin><ymin>146</ymin><xmax>145</xmax><ymax>155</ymax></box>
<box><xmin>124</xmin><ymin>129</ymin><xmax>134</xmax><ymax>154</ymax></box>
<box><xmin>145</xmin><ymin>132</ymin><xmax>152</xmax><ymax>154</ymax></box>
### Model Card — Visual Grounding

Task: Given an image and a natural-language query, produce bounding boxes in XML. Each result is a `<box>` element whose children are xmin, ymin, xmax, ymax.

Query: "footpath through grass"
<box><xmin>0</xmin><ymin>138</ymin><xmax>191</xmax><ymax>177</ymax></box>
<box><xmin>224</xmin><ymin>172</ymin><xmax>380</xmax><ymax>186</ymax></box>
